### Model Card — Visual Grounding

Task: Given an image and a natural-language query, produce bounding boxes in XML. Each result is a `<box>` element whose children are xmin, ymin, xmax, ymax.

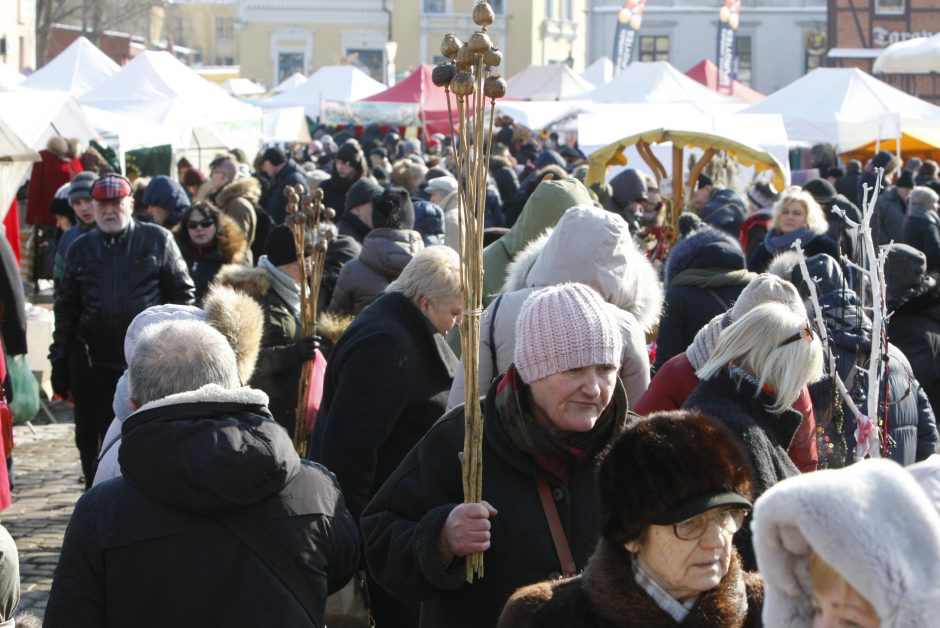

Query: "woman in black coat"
<box><xmin>173</xmin><ymin>202</ymin><xmax>248</xmax><ymax>302</ymax></box>
<box><xmin>684</xmin><ymin>301</ymin><xmax>824</xmax><ymax>571</ymax></box>
<box><xmin>654</xmin><ymin>226</ymin><xmax>753</xmax><ymax>371</ymax></box>
<box><xmin>747</xmin><ymin>187</ymin><xmax>838</xmax><ymax>273</ymax></box>
<box><xmin>361</xmin><ymin>283</ymin><xmax>634</xmax><ymax>628</ymax></box>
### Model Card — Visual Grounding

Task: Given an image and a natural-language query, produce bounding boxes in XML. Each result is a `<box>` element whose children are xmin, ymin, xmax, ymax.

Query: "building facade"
<box><xmin>827</xmin><ymin>0</ymin><xmax>940</xmax><ymax>104</ymax></box>
<box><xmin>587</xmin><ymin>0</ymin><xmax>826</xmax><ymax>95</ymax></box>
<box><xmin>1</xmin><ymin>0</ymin><xmax>36</xmax><ymax>73</ymax></box>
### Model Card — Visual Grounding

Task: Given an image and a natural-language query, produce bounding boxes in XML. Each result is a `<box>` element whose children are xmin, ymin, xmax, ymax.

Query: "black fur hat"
<box><xmin>373</xmin><ymin>186</ymin><xmax>415</xmax><ymax>230</ymax></box>
<box><xmin>598</xmin><ymin>410</ymin><xmax>754</xmax><ymax>545</ymax></box>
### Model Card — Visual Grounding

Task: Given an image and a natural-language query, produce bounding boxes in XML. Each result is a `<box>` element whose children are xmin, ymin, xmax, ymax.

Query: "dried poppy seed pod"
<box><xmin>322</xmin><ymin>206</ymin><xmax>336</xmax><ymax>221</ymax></box>
<box><xmin>473</xmin><ymin>2</ymin><xmax>495</xmax><ymax>27</ymax></box>
<box><xmin>483</xmin><ymin>74</ymin><xmax>507</xmax><ymax>99</ymax></box>
<box><xmin>455</xmin><ymin>44</ymin><xmax>475</xmax><ymax>67</ymax></box>
<box><xmin>468</xmin><ymin>31</ymin><xmax>492</xmax><ymax>54</ymax></box>
<box><xmin>432</xmin><ymin>63</ymin><xmax>456</xmax><ymax>87</ymax></box>
<box><xmin>482</xmin><ymin>47</ymin><xmax>502</xmax><ymax>67</ymax></box>
<box><xmin>314</xmin><ymin>240</ymin><xmax>329</xmax><ymax>253</ymax></box>
<box><xmin>441</xmin><ymin>33</ymin><xmax>462</xmax><ymax>59</ymax></box>
<box><xmin>450</xmin><ymin>71</ymin><xmax>476</xmax><ymax>96</ymax></box>
<box><xmin>323</xmin><ymin>228</ymin><xmax>335</xmax><ymax>242</ymax></box>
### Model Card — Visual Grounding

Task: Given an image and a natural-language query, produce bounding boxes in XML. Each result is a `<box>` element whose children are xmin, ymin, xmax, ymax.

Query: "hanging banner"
<box><xmin>612</xmin><ymin>0</ymin><xmax>647</xmax><ymax>75</ymax></box>
<box><xmin>716</xmin><ymin>0</ymin><xmax>741</xmax><ymax>94</ymax></box>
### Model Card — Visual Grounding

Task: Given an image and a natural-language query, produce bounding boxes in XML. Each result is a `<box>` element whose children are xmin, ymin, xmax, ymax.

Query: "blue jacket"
<box><xmin>142</xmin><ymin>176</ymin><xmax>190</xmax><ymax>228</ymax></box>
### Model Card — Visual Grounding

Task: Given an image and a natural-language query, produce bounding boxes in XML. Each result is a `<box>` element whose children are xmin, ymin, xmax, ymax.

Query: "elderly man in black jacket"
<box><xmin>49</xmin><ymin>174</ymin><xmax>195</xmax><ymax>488</ymax></box>
<box><xmin>45</xmin><ymin>319</ymin><xmax>359</xmax><ymax>626</ymax></box>
<box><xmin>260</xmin><ymin>147</ymin><xmax>308</xmax><ymax>224</ymax></box>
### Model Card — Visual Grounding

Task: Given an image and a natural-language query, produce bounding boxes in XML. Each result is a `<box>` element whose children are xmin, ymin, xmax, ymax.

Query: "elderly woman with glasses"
<box><xmin>499</xmin><ymin>410</ymin><xmax>763</xmax><ymax>628</ymax></box>
<box><xmin>682</xmin><ymin>301</ymin><xmax>824</xmax><ymax>571</ymax></box>
<box><xmin>173</xmin><ymin>202</ymin><xmax>248</xmax><ymax>301</ymax></box>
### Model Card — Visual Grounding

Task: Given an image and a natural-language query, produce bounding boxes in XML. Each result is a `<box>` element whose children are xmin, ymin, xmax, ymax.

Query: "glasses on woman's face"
<box><xmin>187</xmin><ymin>218</ymin><xmax>214</xmax><ymax>230</ymax></box>
<box><xmin>672</xmin><ymin>507</ymin><xmax>748</xmax><ymax>541</ymax></box>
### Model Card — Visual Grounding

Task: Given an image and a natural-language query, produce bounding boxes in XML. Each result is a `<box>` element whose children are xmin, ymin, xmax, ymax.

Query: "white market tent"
<box><xmin>221</xmin><ymin>77</ymin><xmax>267</xmax><ymax>97</ymax></box>
<box><xmin>582</xmin><ymin>56</ymin><xmax>613</xmax><ymax>87</ymax></box>
<box><xmin>274</xmin><ymin>71</ymin><xmax>307</xmax><ymax>93</ymax></box>
<box><xmin>0</xmin><ymin>89</ymin><xmax>97</xmax><ymax>150</ymax></box>
<box><xmin>0</xmin><ymin>119</ymin><xmax>39</xmax><ymax>218</ymax></box>
<box><xmin>262</xmin><ymin>107</ymin><xmax>312</xmax><ymax>144</ymax></box>
<box><xmin>873</xmin><ymin>34</ymin><xmax>940</xmax><ymax>74</ymax></box>
<box><xmin>22</xmin><ymin>36</ymin><xmax>119</xmax><ymax>97</ymax></box>
<box><xmin>80</xmin><ymin>51</ymin><xmax>262</xmax><ymax>157</ymax></box>
<box><xmin>261</xmin><ymin>65</ymin><xmax>386</xmax><ymax>118</ymax></box>
<box><xmin>0</xmin><ymin>62</ymin><xmax>25</xmax><ymax>91</ymax></box>
<box><xmin>505</xmin><ymin>64</ymin><xmax>595</xmax><ymax>100</ymax></box>
<box><xmin>742</xmin><ymin>67</ymin><xmax>940</xmax><ymax>152</ymax></box>
<box><xmin>569</xmin><ymin>60</ymin><xmax>736</xmax><ymax>105</ymax></box>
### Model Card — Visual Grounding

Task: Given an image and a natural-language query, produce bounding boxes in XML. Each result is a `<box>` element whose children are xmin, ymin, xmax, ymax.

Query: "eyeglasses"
<box><xmin>778</xmin><ymin>322</ymin><xmax>814</xmax><ymax>347</ymax></box>
<box><xmin>672</xmin><ymin>508</ymin><xmax>748</xmax><ymax>541</ymax></box>
<box><xmin>187</xmin><ymin>218</ymin><xmax>215</xmax><ymax>230</ymax></box>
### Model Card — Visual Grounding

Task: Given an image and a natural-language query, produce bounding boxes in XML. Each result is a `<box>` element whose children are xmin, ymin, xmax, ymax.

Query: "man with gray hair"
<box><xmin>902</xmin><ymin>185</ymin><xmax>940</xmax><ymax>273</ymax></box>
<box><xmin>46</xmin><ymin>319</ymin><xmax>359</xmax><ymax>627</ymax></box>
<box><xmin>207</xmin><ymin>154</ymin><xmax>259</xmax><ymax>256</ymax></box>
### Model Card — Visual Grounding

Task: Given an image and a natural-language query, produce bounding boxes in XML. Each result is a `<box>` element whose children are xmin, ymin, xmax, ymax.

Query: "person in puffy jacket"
<box><xmin>142</xmin><ymin>176</ymin><xmax>190</xmax><ymax>229</ymax></box>
<box><xmin>328</xmin><ymin>187</ymin><xmax>424</xmax><ymax>316</ymax></box>
<box><xmin>46</xmin><ymin>319</ymin><xmax>359</xmax><ymax>627</ymax></box>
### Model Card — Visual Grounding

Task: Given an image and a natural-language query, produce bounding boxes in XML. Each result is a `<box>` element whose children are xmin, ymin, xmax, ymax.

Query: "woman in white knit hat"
<box><xmin>361</xmin><ymin>282</ymin><xmax>634</xmax><ymax>628</ymax></box>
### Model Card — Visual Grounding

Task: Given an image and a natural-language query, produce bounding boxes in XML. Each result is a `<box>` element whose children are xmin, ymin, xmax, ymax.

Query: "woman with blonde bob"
<box><xmin>683</xmin><ymin>301</ymin><xmax>824</xmax><ymax>570</ymax></box>
<box><xmin>747</xmin><ymin>187</ymin><xmax>838</xmax><ymax>272</ymax></box>
<box><xmin>753</xmin><ymin>457</ymin><xmax>940</xmax><ymax>627</ymax></box>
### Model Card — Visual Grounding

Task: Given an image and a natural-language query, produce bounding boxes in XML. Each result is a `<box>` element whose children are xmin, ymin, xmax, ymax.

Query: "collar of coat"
<box><xmin>127</xmin><ymin>384</ymin><xmax>269</xmax><ymax>424</ymax></box>
<box><xmin>582</xmin><ymin>538</ymin><xmax>757</xmax><ymax>627</ymax></box>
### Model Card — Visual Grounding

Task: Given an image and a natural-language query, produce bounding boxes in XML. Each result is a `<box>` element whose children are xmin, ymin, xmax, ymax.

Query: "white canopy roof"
<box><xmin>0</xmin><ymin>119</ymin><xmax>39</xmax><ymax>218</ymax></box>
<box><xmin>274</xmin><ymin>71</ymin><xmax>307</xmax><ymax>93</ymax></box>
<box><xmin>742</xmin><ymin>67</ymin><xmax>940</xmax><ymax>149</ymax></box>
<box><xmin>260</xmin><ymin>65</ymin><xmax>386</xmax><ymax>118</ymax></box>
<box><xmin>221</xmin><ymin>77</ymin><xmax>267</xmax><ymax>97</ymax></box>
<box><xmin>569</xmin><ymin>61</ymin><xmax>736</xmax><ymax>104</ymax></box>
<box><xmin>22</xmin><ymin>36</ymin><xmax>119</xmax><ymax>97</ymax></box>
<box><xmin>873</xmin><ymin>35</ymin><xmax>940</xmax><ymax>74</ymax></box>
<box><xmin>0</xmin><ymin>62</ymin><xmax>25</xmax><ymax>91</ymax></box>
<box><xmin>81</xmin><ymin>51</ymin><xmax>261</xmax><ymax>155</ymax></box>
<box><xmin>582</xmin><ymin>56</ymin><xmax>613</xmax><ymax>87</ymax></box>
<box><xmin>0</xmin><ymin>89</ymin><xmax>97</xmax><ymax>150</ymax></box>
<box><xmin>505</xmin><ymin>64</ymin><xmax>595</xmax><ymax>100</ymax></box>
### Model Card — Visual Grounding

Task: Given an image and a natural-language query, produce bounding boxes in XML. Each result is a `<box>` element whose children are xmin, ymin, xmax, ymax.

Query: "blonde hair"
<box><xmin>386</xmin><ymin>245</ymin><xmax>461</xmax><ymax>305</ymax></box>
<box><xmin>391</xmin><ymin>159</ymin><xmax>428</xmax><ymax>193</ymax></box>
<box><xmin>809</xmin><ymin>551</ymin><xmax>879</xmax><ymax>618</ymax></box>
<box><xmin>696</xmin><ymin>302</ymin><xmax>824</xmax><ymax>413</ymax></box>
<box><xmin>772</xmin><ymin>187</ymin><xmax>828</xmax><ymax>235</ymax></box>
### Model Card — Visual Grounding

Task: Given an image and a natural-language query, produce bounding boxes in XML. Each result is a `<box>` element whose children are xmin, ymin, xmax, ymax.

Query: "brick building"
<box><xmin>827</xmin><ymin>0</ymin><xmax>940</xmax><ymax>104</ymax></box>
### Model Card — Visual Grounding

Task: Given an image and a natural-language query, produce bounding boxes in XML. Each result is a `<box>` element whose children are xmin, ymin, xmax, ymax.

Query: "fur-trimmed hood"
<box><xmin>501</xmin><ymin>204</ymin><xmax>663</xmax><ymax>331</ymax></box>
<box><xmin>202</xmin><ymin>284</ymin><xmax>263</xmax><ymax>384</ymax></box>
<box><xmin>664</xmin><ymin>225</ymin><xmax>747</xmax><ymax>288</ymax></box>
<box><xmin>213</xmin><ymin>264</ymin><xmax>272</xmax><ymax>301</ymax></box>
<box><xmin>215</xmin><ymin>175</ymin><xmax>262</xmax><ymax>208</ymax></box>
<box><xmin>174</xmin><ymin>213</ymin><xmax>248</xmax><ymax>265</ymax></box>
<box><xmin>753</xmin><ymin>458</ymin><xmax>940</xmax><ymax>627</ymax></box>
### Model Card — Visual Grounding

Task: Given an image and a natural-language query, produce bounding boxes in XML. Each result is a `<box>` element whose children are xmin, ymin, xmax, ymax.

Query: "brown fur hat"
<box><xmin>201</xmin><ymin>284</ymin><xmax>264</xmax><ymax>384</ymax></box>
<box><xmin>598</xmin><ymin>410</ymin><xmax>754</xmax><ymax>546</ymax></box>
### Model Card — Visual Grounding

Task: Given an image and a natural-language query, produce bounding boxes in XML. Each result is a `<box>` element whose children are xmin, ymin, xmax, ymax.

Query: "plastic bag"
<box><xmin>8</xmin><ymin>355</ymin><xmax>39</xmax><ymax>423</ymax></box>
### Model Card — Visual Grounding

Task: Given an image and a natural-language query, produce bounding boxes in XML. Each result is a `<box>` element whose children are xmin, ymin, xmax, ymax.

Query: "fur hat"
<box><xmin>373</xmin><ymin>186</ymin><xmax>415</xmax><ymax>230</ymax></box>
<box><xmin>896</xmin><ymin>169</ymin><xmax>915</xmax><ymax>190</ymax></box>
<box><xmin>264</xmin><ymin>225</ymin><xmax>308</xmax><ymax>266</ymax></box>
<box><xmin>884</xmin><ymin>243</ymin><xmax>937</xmax><ymax>310</ymax></box>
<box><xmin>514</xmin><ymin>283</ymin><xmax>621</xmax><ymax>384</ymax></box>
<box><xmin>344</xmin><ymin>177</ymin><xmax>382</xmax><ymax>212</ymax></box>
<box><xmin>598</xmin><ymin>410</ymin><xmax>754</xmax><ymax>546</ymax></box>
<box><xmin>753</xmin><ymin>458</ymin><xmax>940</xmax><ymax>627</ymax></box>
<box><xmin>802</xmin><ymin>178</ymin><xmax>837</xmax><ymax>205</ymax></box>
<box><xmin>201</xmin><ymin>284</ymin><xmax>263</xmax><ymax>384</ymax></box>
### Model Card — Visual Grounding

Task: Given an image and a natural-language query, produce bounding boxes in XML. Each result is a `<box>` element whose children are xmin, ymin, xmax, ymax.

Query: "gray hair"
<box><xmin>910</xmin><ymin>185</ymin><xmax>938</xmax><ymax>209</ymax></box>
<box><xmin>386</xmin><ymin>245</ymin><xmax>461</xmax><ymax>305</ymax></box>
<box><xmin>772</xmin><ymin>186</ymin><xmax>828</xmax><ymax>235</ymax></box>
<box><xmin>129</xmin><ymin>320</ymin><xmax>239</xmax><ymax>405</ymax></box>
<box><xmin>696</xmin><ymin>302</ymin><xmax>824</xmax><ymax>413</ymax></box>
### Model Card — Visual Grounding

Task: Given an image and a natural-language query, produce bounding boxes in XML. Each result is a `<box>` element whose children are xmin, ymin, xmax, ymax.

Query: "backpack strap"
<box><xmin>488</xmin><ymin>294</ymin><xmax>504</xmax><ymax>383</ymax></box>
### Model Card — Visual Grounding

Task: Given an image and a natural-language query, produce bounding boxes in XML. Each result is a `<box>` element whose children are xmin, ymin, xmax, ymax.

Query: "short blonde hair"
<box><xmin>391</xmin><ymin>159</ymin><xmax>428</xmax><ymax>193</ymax></box>
<box><xmin>809</xmin><ymin>551</ymin><xmax>879</xmax><ymax>618</ymax></box>
<box><xmin>772</xmin><ymin>187</ymin><xmax>828</xmax><ymax>235</ymax></box>
<box><xmin>696</xmin><ymin>302</ymin><xmax>824</xmax><ymax>413</ymax></box>
<box><xmin>386</xmin><ymin>245</ymin><xmax>461</xmax><ymax>305</ymax></box>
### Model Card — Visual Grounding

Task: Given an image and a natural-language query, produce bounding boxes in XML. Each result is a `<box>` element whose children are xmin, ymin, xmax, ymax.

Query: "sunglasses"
<box><xmin>778</xmin><ymin>322</ymin><xmax>814</xmax><ymax>347</ymax></box>
<box><xmin>187</xmin><ymin>218</ymin><xmax>215</xmax><ymax>230</ymax></box>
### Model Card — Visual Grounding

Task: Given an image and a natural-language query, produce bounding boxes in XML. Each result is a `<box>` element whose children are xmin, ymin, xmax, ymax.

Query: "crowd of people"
<box><xmin>0</xmin><ymin>124</ymin><xmax>937</xmax><ymax>627</ymax></box>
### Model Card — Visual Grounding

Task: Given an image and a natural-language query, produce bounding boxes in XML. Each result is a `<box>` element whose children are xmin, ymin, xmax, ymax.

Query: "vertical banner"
<box><xmin>716</xmin><ymin>0</ymin><xmax>741</xmax><ymax>94</ymax></box>
<box><xmin>612</xmin><ymin>0</ymin><xmax>647</xmax><ymax>75</ymax></box>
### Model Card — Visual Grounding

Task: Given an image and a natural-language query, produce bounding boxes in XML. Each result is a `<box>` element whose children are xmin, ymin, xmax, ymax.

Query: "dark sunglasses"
<box><xmin>778</xmin><ymin>323</ymin><xmax>814</xmax><ymax>347</ymax></box>
<box><xmin>187</xmin><ymin>218</ymin><xmax>215</xmax><ymax>229</ymax></box>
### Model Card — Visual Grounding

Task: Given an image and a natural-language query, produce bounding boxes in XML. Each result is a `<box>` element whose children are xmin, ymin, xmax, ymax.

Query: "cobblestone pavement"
<box><xmin>2</xmin><ymin>402</ymin><xmax>82</xmax><ymax>620</ymax></box>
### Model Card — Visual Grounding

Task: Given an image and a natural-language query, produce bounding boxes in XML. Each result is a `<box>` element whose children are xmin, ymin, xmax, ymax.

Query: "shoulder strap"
<box><xmin>534</xmin><ymin>477</ymin><xmax>576</xmax><ymax>577</ymax></box>
<box><xmin>705</xmin><ymin>289</ymin><xmax>730</xmax><ymax>312</ymax></box>
<box><xmin>219</xmin><ymin>511</ymin><xmax>322</xmax><ymax>627</ymax></box>
<box><xmin>488</xmin><ymin>294</ymin><xmax>504</xmax><ymax>383</ymax></box>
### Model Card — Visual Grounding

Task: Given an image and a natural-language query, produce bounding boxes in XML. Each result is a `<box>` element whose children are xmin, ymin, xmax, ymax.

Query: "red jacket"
<box><xmin>635</xmin><ymin>352</ymin><xmax>819</xmax><ymax>472</ymax></box>
<box><xmin>26</xmin><ymin>150</ymin><xmax>82</xmax><ymax>226</ymax></box>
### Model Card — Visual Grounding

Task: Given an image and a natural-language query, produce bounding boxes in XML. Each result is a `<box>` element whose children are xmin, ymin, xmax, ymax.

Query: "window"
<box><xmin>490</xmin><ymin>0</ymin><xmax>505</xmax><ymax>14</ymax></box>
<box><xmin>874</xmin><ymin>0</ymin><xmax>904</xmax><ymax>15</ymax></box>
<box><xmin>545</xmin><ymin>0</ymin><xmax>554</xmax><ymax>19</ymax></box>
<box><xmin>215</xmin><ymin>57</ymin><xmax>235</xmax><ymax>66</ymax></box>
<box><xmin>423</xmin><ymin>0</ymin><xmax>446</xmax><ymax>13</ymax></box>
<box><xmin>639</xmin><ymin>36</ymin><xmax>669</xmax><ymax>62</ymax></box>
<box><xmin>736</xmin><ymin>36</ymin><xmax>751</xmax><ymax>86</ymax></box>
<box><xmin>277</xmin><ymin>52</ymin><xmax>306</xmax><ymax>84</ymax></box>
<box><xmin>215</xmin><ymin>17</ymin><xmax>234</xmax><ymax>40</ymax></box>
<box><xmin>562</xmin><ymin>0</ymin><xmax>573</xmax><ymax>20</ymax></box>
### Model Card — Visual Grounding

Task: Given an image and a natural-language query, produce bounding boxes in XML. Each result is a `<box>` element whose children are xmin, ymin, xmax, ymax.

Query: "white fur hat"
<box><xmin>752</xmin><ymin>458</ymin><xmax>940</xmax><ymax>627</ymax></box>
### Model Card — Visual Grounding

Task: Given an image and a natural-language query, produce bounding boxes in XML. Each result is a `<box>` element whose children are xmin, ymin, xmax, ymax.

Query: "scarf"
<box><xmin>494</xmin><ymin>365</ymin><xmax>618</xmax><ymax>484</ymax></box>
<box><xmin>686</xmin><ymin>314</ymin><xmax>727</xmax><ymax>371</ymax></box>
<box><xmin>669</xmin><ymin>268</ymin><xmax>755</xmax><ymax>289</ymax></box>
<box><xmin>761</xmin><ymin>226</ymin><xmax>816</xmax><ymax>255</ymax></box>
<box><xmin>258</xmin><ymin>255</ymin><xmax>301</xmax><ymax>321</ymax></box>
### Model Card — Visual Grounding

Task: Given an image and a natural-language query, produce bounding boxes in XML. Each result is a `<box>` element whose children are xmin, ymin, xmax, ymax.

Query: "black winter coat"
<box><xmin>902</xmin><ymin>208</ymin><xmax>940</xmax><ymax>273</ymax></box>
<box><xmin>684</xmin><ymin>368</ymin><xmax>801</xmax><ymax>571</ymax></box>
<box><xmin>747</xmin><ymin>232</ymin><xmax>839</xmax><ymax>273</ymax></box>
<box><xmin>44</xmin><ymin>387</ymin><xmax>359</xmax><ymax>627</ymax></box>
<box><xmin>174</xmin><ymin>216</ymin><xmax>249</xmax><ymax>302</ymax></box>
<box><xmin>490</xmin><ymin>156</ymin><xmax>520</xmax><ymax>209</ymax></box>
<box><xmin>0</xmin><ymin>234</ymin><xmax>26</xmax><ymax>356</ymax></box>
<box><xmin>318</xmin><ymin>232</ymin><xmax>362</xmax><ymax>315</ymax></box>
<box><xmin>310</xmin><ymin>291</ymin><xmax>457</xmax><ymax>519</ymax></box>
<box><xmin>361</xmin><ymin>378</ymin><xmax>631</xmax><ymax>628</ymax></box>
<box><xmin>318</xmin><ymin>172</ymin><xmax>357</xmax><ymax>221</ymax></box>
<box><xmin>889</xmin><ymin>290</ymin><xmax>940</xmax><ymax>417</ymax></box>
<box><xmin>264</xmin><ymin>159</ymin><xmax>308</xmax><ymax>224</ymax></box>
<box><xmin>50</xmin><ymin>221</ymin><xmax>195</xmax><ymax>370</ymax></box>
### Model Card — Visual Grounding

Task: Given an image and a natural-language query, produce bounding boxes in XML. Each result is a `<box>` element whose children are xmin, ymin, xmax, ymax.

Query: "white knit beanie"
<box><xmin>514</xmin><ymin>283</ymin><xmax>621</xmax><ymax>384</ymax></box>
